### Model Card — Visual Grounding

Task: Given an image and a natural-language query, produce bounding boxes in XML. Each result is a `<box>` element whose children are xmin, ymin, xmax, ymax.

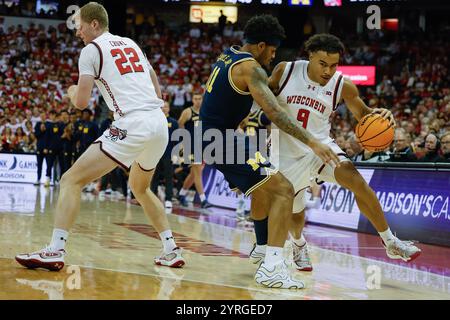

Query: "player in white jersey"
<box><xmin>16</xmin><ymin>2</ymin><xmax>185</xmax><ymax>271</ymax></box>
<box><xmin>250</xmin><ymin>34</ymin><xmax>421</xmax><ymax>271</ymax></box>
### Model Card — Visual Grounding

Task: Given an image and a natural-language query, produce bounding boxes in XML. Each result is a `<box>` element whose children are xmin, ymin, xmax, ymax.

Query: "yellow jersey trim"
<box><xmin>244</xmin><ymin>167</ymin><xmax>277</xmax><ymax>197</ymax></box>
<box><xmin>228</xmin><ymin>57</ymin><xmax>255</xmax><ymax>96</ymax></box>
<box><xmin>230</xmin><ymin>46</ymin><xmax>253</xmax><ymax>56</ymax></box>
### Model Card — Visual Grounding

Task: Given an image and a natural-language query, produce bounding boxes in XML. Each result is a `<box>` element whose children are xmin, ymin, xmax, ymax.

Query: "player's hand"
<box><xmin>67</xmin><ymin>85</ymin><xmax>78</xmax><ymax>102</ymax></box>
<box><xmin>372</xmin><ymin>108</ymin><xmax>396</xmax><ymax>128</ymax></box>
<box><xmin>310</xmin><ymin>141</ymin><xmax>341</xmax><ymax>168</ymax></box>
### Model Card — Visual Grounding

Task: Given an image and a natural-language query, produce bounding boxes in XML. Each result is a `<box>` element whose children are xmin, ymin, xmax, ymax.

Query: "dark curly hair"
<box><xmin>244</xmin><ymin>15</ymin><xmax>286</xmax><ymax>46</ymax></box>
<box><xmin>304</xmin><ymin>34</ymin><xmax>345</xmax><ymax>55</ymax></box>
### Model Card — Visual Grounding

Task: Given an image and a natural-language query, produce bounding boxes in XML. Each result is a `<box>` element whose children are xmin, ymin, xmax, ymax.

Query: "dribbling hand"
<box><xmin>372</xmin><ymin>108</ymin><xmax>396</xmax><ymax>128</ymax></box>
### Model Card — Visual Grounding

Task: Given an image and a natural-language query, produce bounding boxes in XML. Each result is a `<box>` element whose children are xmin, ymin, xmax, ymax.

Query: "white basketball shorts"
<box><xmin>94</xmin><ymin>108</ymin><xmax>168</xmax><ymax>171</ymax></box>
<box><xmin>277</xmin><ymin>141</ymin><xmax>350</xmax><ymax>213</ymax></box>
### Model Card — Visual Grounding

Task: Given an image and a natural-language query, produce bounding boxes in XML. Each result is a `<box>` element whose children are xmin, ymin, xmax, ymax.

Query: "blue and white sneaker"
<box><xmin>255</xmin><ymin>260</ymin><xmax>305</xmax><ymax>289</ymax></box>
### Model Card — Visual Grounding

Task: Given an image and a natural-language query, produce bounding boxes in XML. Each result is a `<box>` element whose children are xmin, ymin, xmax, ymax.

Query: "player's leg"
<box><xmin>213</xmin><ymin>133</ymin><xmax>303</xmax><ymax>288</ymax></box>
<box><xmin>162</xmin><ymin>157</ymin><xmax>174</xmax><ymax>209</ymax></box>
<box><xmin>191</xmin><ymin>164</ymin><xmax>211</xmax><ymax>208</ymax></box>
<box><xmin>334</xmin><ymin>161</ymin><xmax>421</xmax><ymax>261</ymax></box>
<box><xmin>129</xmin><ymin>164</ymin><xmax>167</xmax><ymax>231</ymax></box>
<box><xmin>191</xmin><ymin>164</ymin><xmax>204</xmax><ymax>195</ymax></box>
<box><xmin>150</xmin><ymin>159</ymin><xmax>163</xmax><ymax>196</ymax></box>
<box><xmin>289</xmin><ymin>206</ymin><xmax>312</xmax><ymax>272</ymax></box>
<box><xmin>248</xmin><ymin>190</ymin><xmax>270</xmax><ymax>264</ymax></box>
<box><xmin>251</xmin><ymin>172</ymin><xmax>305</xmax><ymax>289</ymax></box>
<box><xmin>178</xmin><ymin>170</ymin><xmax>193</xmax><ymax>206</ymax></box>
<box><xmin>35</xmin><ymin>151</ymin><xmax>44</xmax><ymax>185</ymax></box>
<box><xmin>44</xmin><ymin>152</ymin><xmax>55</xmax><ymax>186</ymax></box>
<box><xmin>54</xmin><ymin>144</ymin><xmax>117</xmax><ymax>230</ymax></box>
<box><xmin>252</xmin><ymin>173</ymin><xmax>294</xmax><ymax>248</ymax></box>
<box><xmin>133</xmin><ymin>110</ymin><xmax>185</xmax><ymax>267</ymax></box>
<box><xmin>16</xmin><ymin>143</ymin><xmax>118</xmax><ymax>271</ymax></box>
<box><xmin>290</xmin><ymin>211</ymin><xmax>306</xmax><ymax>240</ymax></box>
<box><xmin>335</xmin><ymin>162</ymin><xmax>388</xmax><ymax>231</ymax></box>
<box><xmin>129</xmin><ymin>161</ymin><xmax>185</xmax><ymax>268</ymax></box>
<box><xmin>289</xmin><ymin>185</ymin><xmax>320</xmax><ymax>271</ymax></box>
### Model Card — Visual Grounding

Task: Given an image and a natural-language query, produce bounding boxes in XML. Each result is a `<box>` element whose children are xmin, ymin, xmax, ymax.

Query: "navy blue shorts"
<box><xmin>204</xmin><ymin>134</ymin><xmax>274</xmax><ymax>196</ymax></box>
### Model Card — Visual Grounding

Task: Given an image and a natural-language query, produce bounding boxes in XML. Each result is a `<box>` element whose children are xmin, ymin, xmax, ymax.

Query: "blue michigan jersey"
<box><xmin>200</xmin><ymin>46</ymin><xmax>255</xmax><ymax>131</ymax></box>
<box><xmin>199</xmin><ymin>46</ymin><xmax>275</xmax><ymax>196</ymax></box>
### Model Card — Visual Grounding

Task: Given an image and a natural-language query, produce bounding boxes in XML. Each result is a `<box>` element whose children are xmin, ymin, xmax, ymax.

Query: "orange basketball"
<box><xmin>355</xmin><ymin>113</ymin><xmax>394</xmax><ymax>152</ymax></box>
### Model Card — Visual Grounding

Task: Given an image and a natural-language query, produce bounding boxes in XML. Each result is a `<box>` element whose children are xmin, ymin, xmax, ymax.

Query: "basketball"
<box><xmin>355</xmin><ymin>113</ymin><xmax>394</xmax><ymax>152</ymax></box>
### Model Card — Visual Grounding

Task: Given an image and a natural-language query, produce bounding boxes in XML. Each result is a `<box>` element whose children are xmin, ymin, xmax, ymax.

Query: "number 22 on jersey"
<box><xmin>110</xmin><ymin>47</ymin><xmax>144</xmax><ymax>75</ymax></box>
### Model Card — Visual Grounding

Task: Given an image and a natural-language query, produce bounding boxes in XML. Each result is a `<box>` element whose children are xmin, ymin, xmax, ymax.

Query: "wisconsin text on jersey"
<box><xmin>285</xmin><ymin>95</ymin><xmax>327</xmax><ymax>114</ymax></box>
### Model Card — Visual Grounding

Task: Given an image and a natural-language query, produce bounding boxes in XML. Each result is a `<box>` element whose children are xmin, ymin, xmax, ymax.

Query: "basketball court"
<box><xmin>1</xmin><ymin>185</ymin><xmax>448</xmax><ymax>300</ymax></box>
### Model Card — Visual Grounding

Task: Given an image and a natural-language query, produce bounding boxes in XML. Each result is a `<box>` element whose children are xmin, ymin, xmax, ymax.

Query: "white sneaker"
<box><xmin>114</xmin><ymin>191</ymin><xmax>125</xmax><ymax>200</ymax></box>
<box><xmin>383</xmin><ymin>238</ymin><xmax>421</xmax><ymax>262</ymax></box>
<box><xmin>154</xmin><ymin>247</ymin><xmax>185</xmax><ymax>268</ymax></box>
<box><xmin>292</xmin><ymin>242</ymin><xmax>313</xmax><ymax>271</ymax></box>
<box><xmin>249</xmin><ymin>243</ymin><xmax>265</xmax><ymax>265</ymax></box>
<box><xmin>165</xmin><ymin>200</ymin><xmax>173</xmax><ymax>209</ymax></box>
<box><xmin>15</xmin><ymin>246</ymin><xmax>66</xmax><ymax>271</ymax></box>
<box><xmin>44</xmin><ymin>177</ymin><xmax>50</xmax><ymax>187</ymax></box>
<box><xmin>255</xmin><ymin>261</ymin><xmax>305</xmax><ymax>289</ymax></box>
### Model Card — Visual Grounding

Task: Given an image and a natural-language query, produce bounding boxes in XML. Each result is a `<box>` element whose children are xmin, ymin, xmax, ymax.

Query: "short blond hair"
<box><xmin>80</xmin><ymin>2</ymin><xmax>109</xmax><ymax>31</ymax></box>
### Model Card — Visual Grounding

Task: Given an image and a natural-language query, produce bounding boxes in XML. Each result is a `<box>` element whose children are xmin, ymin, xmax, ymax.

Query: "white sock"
<box><xmin>291</xmin><ymin>234</ymin><xmax>306</xmax><ymax>247</ymax></box>
<box><xmin>199</xmin><ymin>194</ymin><xmax>206</xmax><ymax>202</ymax></box>
<box><xmin>50</xmin><ymin>228</ymin><xmax>68</xmax><ymax>251</ymax></box>
<box><xmin>255</xmin><ymin>244</ymin><xmax>266</xmax><ymax>254</ymax></box>
<box><xmin>159</xmin><ymin>230</ymin><xmax>177</xmax><ymax>253</ymax></box>
<box><xmin>312</xmin><ymin>197</ymin><xmax>321</xmax><ymax>208</ymax></box>
<box><xmin>264</xmin><ymin>246</ymin><xmax>284</xmax><ymax>268</ymax></box>
<box><xmin>379</xmin><ymin>228</ymin><xmax>396</xmax><ymax>244</ymax></box>
<box><xmin>179</xmin><ymin>189</ymin><xmax>188</xmax><ymax>196</ymax></box>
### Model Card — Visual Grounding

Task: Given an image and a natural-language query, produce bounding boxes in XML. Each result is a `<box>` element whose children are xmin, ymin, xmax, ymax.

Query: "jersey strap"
<box><xmin>332</xmin><ymin>74</ymin><xmax>344</xmax><ymax>110</ymax></box>
<box><xmin>89</xmin><ymin>41</ymin><xmax>103</xmax><ymax>80</ymax></box>
<box><xmin>276</xmin><ymin>61</ymin><xmax>295</xmax><ymax>97</ymax></box>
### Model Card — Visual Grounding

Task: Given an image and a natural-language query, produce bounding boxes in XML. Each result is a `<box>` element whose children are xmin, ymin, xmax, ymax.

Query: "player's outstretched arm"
<box><xmin>342</xmin><ymin>78</ymin><xmax>396</xmax><ymax>127</ymax></box>
<box><xmin>67</xmin><ymin>75</ymin><xmax>95</xmax><ymax>110</ymax></box>
<box><xmin>244</xmin><ymin>61</ymin><xmax>340</xmax><ymax>167</ymax></box>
